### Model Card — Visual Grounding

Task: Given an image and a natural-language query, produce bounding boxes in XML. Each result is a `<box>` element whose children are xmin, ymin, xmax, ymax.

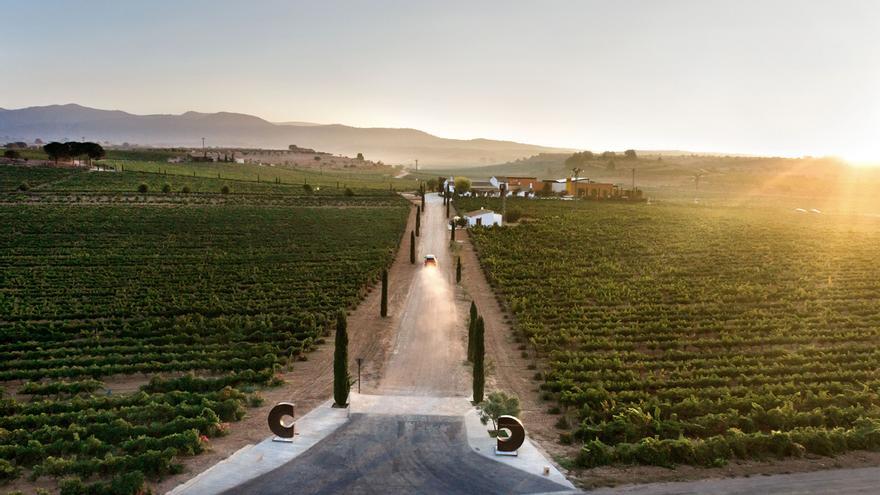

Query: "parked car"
<box><xmin>424</xmin><ymin>254</ymin><xmax>437</xmax><ymax>266</ymax></box>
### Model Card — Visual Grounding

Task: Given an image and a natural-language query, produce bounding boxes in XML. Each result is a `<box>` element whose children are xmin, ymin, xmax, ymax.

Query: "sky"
<box><xmin>1</xmin><ymin>0</ymin><xmax>878</xmax><ymax>161</ymax></box>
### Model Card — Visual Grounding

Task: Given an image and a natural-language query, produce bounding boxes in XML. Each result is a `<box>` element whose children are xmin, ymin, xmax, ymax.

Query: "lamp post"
<box><xmin>356</xmin><ymin>357</ymin><xmax>363</xmax><ymax>393</ymax></box>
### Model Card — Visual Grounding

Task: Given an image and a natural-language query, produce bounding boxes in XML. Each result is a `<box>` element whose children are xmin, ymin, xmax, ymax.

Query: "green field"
<box><xmin>0</xmin><ymin>164</ymin><xmax>410</xmax><ymax>492</ymax></box>
<box><xmin>459</xmin><ymin>197</ymin><xmax>880</xmax><ymax>468</ymax></box>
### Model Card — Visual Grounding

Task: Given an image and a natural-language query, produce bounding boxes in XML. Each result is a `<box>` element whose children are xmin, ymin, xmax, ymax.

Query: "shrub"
<box><xmin>303</xmin><ymin>183</ymin><xmax>313</xmax><ymax>193</ymax></box>
<box><xmin>162</xmin><ymin>183</ymin><xmax>172</xmax><ymax>193</ymax></box>
<box><xmin>576</xmin><ymin>439</ymin><xmax>613</xmax><ymax>468</ymax></box>
<box><xmin>0</xmin><ymin>458</ymin><xmax>19</xmax><ymax>481</ymax></box>
<box><xmin>221</xmin><ymin>185</ymin><xmax>230</xmax><ymax>194</ymax></box>
<box><xmin>17</xmin><ymin>181</ymin><xmax>29</xmax><ymax>191</ymax></box>
<box><xmin>477</xmin><ymin>391</ymin><xmax>521</xmax><ymax>432</ymax></box>
<box><xmin>181</xmin><ymin>185</ymin><xmax>192</xmax><ymax>193</ymax></box>
<box><xmin>137</xmin><ymin>183</ymin><xmax>148</xmax><ymax>193</ymax></box>
<box><xmin>344</xmin><ymin>188</ymin><xmax>355</xmax><ymax>197</ymax></box>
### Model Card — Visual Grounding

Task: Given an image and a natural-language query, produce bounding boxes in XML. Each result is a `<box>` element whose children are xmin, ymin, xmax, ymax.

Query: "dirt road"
<box><xmin>370</xmin><ymin>192</ymin><xmax>468</xmax><ymax>396</ymax></box>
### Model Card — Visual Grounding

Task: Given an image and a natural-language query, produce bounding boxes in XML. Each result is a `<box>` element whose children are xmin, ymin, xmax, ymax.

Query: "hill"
<box><xmin>0</xmin><ymin>104</ymin><xmax>570</xmax><ymax>167</ymax></box>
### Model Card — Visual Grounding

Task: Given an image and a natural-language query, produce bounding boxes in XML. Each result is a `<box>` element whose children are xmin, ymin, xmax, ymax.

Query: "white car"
<box><xmin>424</xmin><ymin>254</ymin><xmax>437</xmax><ymax>266</ymax></box>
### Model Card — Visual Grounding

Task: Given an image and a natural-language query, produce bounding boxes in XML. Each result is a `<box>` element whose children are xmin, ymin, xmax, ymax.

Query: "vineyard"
<box><xmin>0</xmin><ymin>165</ymin><xmax>410</xmax><ymax>492</ymax></box>
<box><xmin>460</xmin><ymin>198</ymin><xmax>880</xmax><ymax>469</ymax></box>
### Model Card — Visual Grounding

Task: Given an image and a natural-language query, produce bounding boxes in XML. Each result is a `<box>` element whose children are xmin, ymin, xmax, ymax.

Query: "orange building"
<box><xmin>566</xmin><ymin>178</ymin><xmax>617</xmax><ymax>199</ymax></box>
<box><xmin>504</xmin><ymin>176</ymin><xmax>540</xmax><ymax>191</ymax></box>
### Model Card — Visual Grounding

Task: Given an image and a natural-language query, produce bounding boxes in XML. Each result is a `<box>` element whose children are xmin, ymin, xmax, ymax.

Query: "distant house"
<box><xmin>566</xmin><ymin>177</ymin><xmax>616</xmax><ymax>198</ymax></box>
<box><xmin>464</xmin><ymin>208</ymin><xmax>503</xmax><ymax>227</ymax></box>
<box><xmin>468</xmin><ymin>178</ymin><xmax>500</xmax><ymax>197</ymax></box>
<box><xmin>503</xmin><ymin>176</ymin><xmax>539</xmax><ymax>193</ymax></box>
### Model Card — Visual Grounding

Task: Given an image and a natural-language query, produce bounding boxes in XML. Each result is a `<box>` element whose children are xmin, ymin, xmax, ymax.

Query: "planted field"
<box><xmin>0</xmin><ymin>191</ymin><xmax>409</xmax><ymax>490</ymax></box>
<box><xmin>460</xmin><ymin>198</ymin><xmax>880</xmax><ymax>468</ymax></box>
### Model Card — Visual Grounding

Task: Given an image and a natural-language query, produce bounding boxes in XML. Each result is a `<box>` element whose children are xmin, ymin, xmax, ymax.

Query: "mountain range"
<box><xmin>0</xmin><ymin>104</ymin><xmax>571</xmax><ymax>167</ymax></box>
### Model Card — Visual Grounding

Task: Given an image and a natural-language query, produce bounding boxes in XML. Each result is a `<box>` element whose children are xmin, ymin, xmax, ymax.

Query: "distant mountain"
<box><xmin>0</xmin><ymin>104</ymin><xmax>571</xmax><ymax>167</ymax></box>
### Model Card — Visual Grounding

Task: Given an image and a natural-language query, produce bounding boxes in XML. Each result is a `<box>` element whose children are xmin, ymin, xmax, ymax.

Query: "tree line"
<box><xmin>565</xmin><ymin>149</ymin><xmax>637</xmax><ymax>168</ymax></box>
<box><xmin>42</xmin><ymin>141</ymin><xmax>106</xmax><ymax>165</ymax></box>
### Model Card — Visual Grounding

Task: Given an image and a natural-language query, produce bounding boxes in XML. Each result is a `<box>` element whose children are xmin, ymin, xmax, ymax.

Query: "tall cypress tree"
<box><xmin>473</xmin><ymin>316</ymin><xmax>485</xmax><ymax>403</ymax></box>
<box><xmin>467</xmin><ymin>301</ymin><xmax>477</xmax><ymax>362</ymax></box>
<box><xmin>333</xmin><ymin>310</ymin><xmax>349</xmax><ymax>407</ymax></box>
<box><xmin>456</xmin><ymin>256</ymin><xmax>462</xmax><ymax>283</ymax></box>
<box><xmin>410</xmin><ymin>230</ymin><xmax>416</xmax><ymax>264</ymax></box>
<box><xmin>380</xmin><ymin>269</ymin><xmax>388</xmax><ymax>317</ymax></box>
<box><xmin>415</xmin><ymin>208</ymin><xmax>421</xmax><ymax>236</ymax></box>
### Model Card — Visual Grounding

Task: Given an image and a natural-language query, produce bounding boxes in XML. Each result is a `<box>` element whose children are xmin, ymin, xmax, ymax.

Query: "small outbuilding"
<box><xmin>464</xmin><ymin>208</ymin><xmax>503</xmax><ymax>227</ymax></box>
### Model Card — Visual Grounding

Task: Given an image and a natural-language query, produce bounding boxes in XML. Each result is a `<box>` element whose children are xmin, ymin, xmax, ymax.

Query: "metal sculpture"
<box><xmin>495</xmin><ymin>415</ymin><xmax>525</xmax><ymax>455</ymax></box>
<box><xmin>268</xmin><ymin>402</ymin><xmax>296</xmax><ymax>441</ymax></box>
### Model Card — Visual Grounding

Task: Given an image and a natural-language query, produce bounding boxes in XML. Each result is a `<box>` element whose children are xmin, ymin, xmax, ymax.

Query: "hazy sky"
<box><xmin>2</xmin><ymin>0</ymin><xmax>878</xmax><ymax>160</ymax></box>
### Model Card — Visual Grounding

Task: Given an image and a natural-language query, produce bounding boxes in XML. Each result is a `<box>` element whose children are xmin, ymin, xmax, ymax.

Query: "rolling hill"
<box><xmin>0</xmin><ymin>104</ymin><xmax>571</xmax><ymax>167</ymax></box>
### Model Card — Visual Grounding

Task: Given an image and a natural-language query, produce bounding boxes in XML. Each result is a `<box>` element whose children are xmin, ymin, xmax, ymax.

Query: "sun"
<box><xmin>840</xmin><ymin>144</ymin><xmax>880</xmax><ymax>167</ymax></box>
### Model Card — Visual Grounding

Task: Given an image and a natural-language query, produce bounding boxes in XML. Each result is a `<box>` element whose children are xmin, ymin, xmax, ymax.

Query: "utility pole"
<box><xmin>415</xmin><ymin>159</ymin><xmax>418</xmax><ymax>171</ymax></box>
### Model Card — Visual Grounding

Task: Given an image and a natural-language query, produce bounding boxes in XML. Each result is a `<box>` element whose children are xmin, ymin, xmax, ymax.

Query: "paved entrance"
<box><xmin>225</xmin><ymin>414</ymin><xmax>571</xmax><ymax>495</ymax></box>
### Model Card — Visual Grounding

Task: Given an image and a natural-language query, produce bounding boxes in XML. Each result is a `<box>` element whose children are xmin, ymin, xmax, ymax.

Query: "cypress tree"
<box><xmin>410</xmin><ymin>231</ymin><xmax>416</xmax><ymax>264</ymax></box>
<box><xmin>415</xmin><ymin>208</ymin><xmax>421</xmax><ymax>236</ymax></box>
<box><xmin>473</xmin><ymin>316</ymin><xmax>485</xmax><ymax>403</ymax></box>
<box><xmin>451</xmin><ymin>221</ymin><xmax>456</xmax><ymax>241</ymax></box>
<box><xmin>467</xmin><ymin>301</ymin><xmax>477</xmax><ymax>362</ymax></box>
<box><xmin>380</xmin><ymin>269</ymin><xmax>388</xmax><ymax>317</ymax></box>
<box><xmin>456</xmin><ymin>256</ymin><xmax>462</xmax><ymax>283</ymax></box>
<box><xmin>421</xmin><ymin>191</ymin><xmax>425</xmax><ymax>210</ymax></box>
<box><xmin>333</xmin><ymin>310</ymin><xmax>349</xmax><ymax>407</ymax></box>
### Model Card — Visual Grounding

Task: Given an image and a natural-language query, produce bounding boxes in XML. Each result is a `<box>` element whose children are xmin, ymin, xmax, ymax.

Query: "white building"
<box><xmin>464</xmin><ymin>208</ymin><xmax>503</xmax><ymax>227</ymax></box>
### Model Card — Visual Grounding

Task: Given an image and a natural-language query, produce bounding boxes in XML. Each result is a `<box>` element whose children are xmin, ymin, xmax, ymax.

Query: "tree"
<box><xmin>380</xmin><ymin>269</ymin><xmax>388</xmax><ymax>317</ymax></box>
<box><xmin>472</xmin><ymin>316</ymin><xmax>485</xmax><ymax>403</ymax></box>
<box><xmin>477</xmin><ymin>391</ymin><xmax>521</xmax><ymax>433</ymax></box>
<box><xmin>221</xmin><ymin>185</ymin><xmax>230</xmax><ymax>194</ymax></box>
<box><xmin>456</xmin><ymin>256</ymin><xmax>462</xmax><ymax>283</ymax></box>
<box><xmin>43</xmin><ymin>142</ymin><xmax>68</xmax><ymax>164</ymax></box>
<box><xmin>333</xmin><ymin>310</ymin><xmax>350</xmax><ymax>407</ymax></box>
<box><xmin>137</xmin><ymin>183</ymin><xmax>149</xmax><ymax>193</ymax></box>
<box><xmin>344</xmin><ymin>188</ymin><xmax>355</xmax><ymax>197</ymax></box>
<box><xmin>410</xmin><ymin>231</ymin><xmax>416</xmax><ymax>264</ymax></box>
<box><xmin>161</xmin><ymin>183</ymin><xmax>171</xmax><ymax>193</ymax></box>
<box><xmin>450</xmin><ymin>220</ymin><xmax>456</xmax><ymax>241</ymax></box>
<box><xmin>83</xmin><ymin>142</ymin><xmax>106</xmax><ymax>165</ymax></box>
<box><xmin>624</xmin><ymin>149</ymin><xmax>638</xmax><ymax>160</ymax></box>
<box><xmin>426</xmin><ymin>178</ymin><xmax>438</xmax><ymax>191</ymax></box>
<box><xmin>606</xmin><ymin>160</ymin><xmax>616</xmax><ymax>171</ymax></box>
<box><xmin>467</xmin><ymin>302</ymin><xmax>477</xmax><ymax>362</ymax></box>
<box><xmin>454</xmin><ymin>177</ymin><xmax>471</xmax><ymax>195</ymax></box>
<box><xmin>415</xmin><ymin>207</ymin><xmax>421</xmax><ymax>236</ymax></box>
<box><xmin>564</xmin><ymin>151</ymin><xmax>594</xmax><ymax>168</ymax></box>
<box><xmin>356</xmin><ymin>152</ymin><xmax>365</xmax><ymax>161</ymax></box>
<box><xmin>601</xmin><ymin>151</ymin><xmax>617</xmax><ymax>160</ymax></box>
<box><xmin>3</xmin><ymin>150</ymin><xmax>20</xmax><ymax>160</ymax></box>
<box><xmin>539</xmin><ymin>181</ymin><xmax>553</xmax><ymax>197</ymax></box>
